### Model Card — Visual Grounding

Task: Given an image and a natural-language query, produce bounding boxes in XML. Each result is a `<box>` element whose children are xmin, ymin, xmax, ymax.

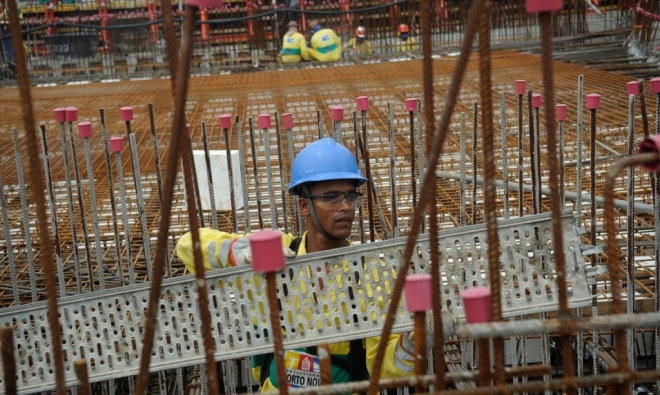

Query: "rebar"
<box><xmin>114</xmin><ymin>148</ymin><xmax>135</xmax><ymax>285</ymax></box>
<box><xmin>262</xmin><ymin>121</ymin><xmax>277</xmax><ymax>229</ymax></box>
<box><xmin>237</xmin><ymin>116</ymin><xmax>251</xmax><ymax>233</ymax></box>
<box><xmin>82</xmin><ymin>129</ymin><xmax>106</xmax><ymax>290</ymax></box>
<box><xmin>201</xmin><ymin>121</ymin><xmax>219</xmax><ymax>230</ymax></box>
<box><xmin>0</xmin><ymin>172</ymin><xmax>19</xmax><ymax>304</ymax></box>
<box><xmin>223</xmin><ymin>124</ymin><xmax>238</xmax><ymax>234</ymax></box>
<box><xmin>388</xmin><ymin>103</ymin><xmax>398</xmax><ymax>238</ymax></box>
<box><xmin>275</xmin><ymin>113</ymin><xmax>289</xmax><ymax>234</ymax></box>
<box><xmin>1</xmin><ymin>327</ymin><xmax>16</xmax><ymax>395</ymax></box>
<box><xmin>249</xmin><ymin>118</ymin><xmax>264</xmax><ymax>229</ymax></box>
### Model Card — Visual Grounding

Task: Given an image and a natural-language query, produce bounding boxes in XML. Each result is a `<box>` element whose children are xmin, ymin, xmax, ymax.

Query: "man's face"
<box><xmin>300</xmin><ymin>179</ymin><xmax>358</xmax><ymax>240</ymax></box>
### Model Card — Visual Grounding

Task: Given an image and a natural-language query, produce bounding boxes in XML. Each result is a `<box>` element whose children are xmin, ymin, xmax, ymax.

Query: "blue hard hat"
<box><xmin>289</xmin><ymin>138</ymin><xmax>367</xmax><ymax>195</ymax></box>
<box><xmin>310</xmin><ymin>24</ymin><xmax>322</xmax><ymax>35</ymax></box>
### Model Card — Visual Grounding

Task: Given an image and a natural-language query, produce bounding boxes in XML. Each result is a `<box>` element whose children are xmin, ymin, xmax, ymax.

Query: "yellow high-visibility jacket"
<box><xmin>343</xmin><ymin>38</ymin><xmax>373</xmax><ymax>54</ymax></box>
<box><xmin>395</xmin><ymin>37</ymin><xmax>419</xmax><ymax>53</ymax></box>
<box><xmin>280</xmin><ymin>31</ymin><xmax>310</xmax><ymax>64</ymax></box>
<box><xmin>307</xmin><ymin>28</ymin><xmax>342</xmax><ymax>62</ymax></box>
<box><xmin>176</xmin><ymin>229</ymin><xmax>415</xmax><ymax>392</ymax></box>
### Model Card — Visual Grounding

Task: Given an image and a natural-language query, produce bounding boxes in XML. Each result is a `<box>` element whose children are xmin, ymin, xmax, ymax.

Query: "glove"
<box><xmin>401</xmin><ymin>328</ymin><xmax>435</xmax><ymax>356</ymax></box>
<box><xmin>400</xmin><ymin>311</ymin><xmax>458</xmax><ymax>355</ymax></box>
<box><xmin>229</xmin><ymin>234</ymin><xmax>297</xmax><ymax>266</ymax></box>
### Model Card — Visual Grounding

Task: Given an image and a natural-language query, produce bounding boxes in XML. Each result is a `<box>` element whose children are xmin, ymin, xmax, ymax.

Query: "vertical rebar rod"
<box><xmin>82</xmin><ymin>132</ymin><xmax>106</xmax><ymax>290</ymax></box>
<box><xmin>477</xmin><ymin>5</ymin><xmax>505</xmax><ymax>386</ymax></box>
<box><xmin>266</xmin><ymin>271</ymin><xmax>288</xmax><ymax>395</ymax></box>
<box><xmin>353</xmin><ymin>112</ymin><xmax>365</xmax><ymax>244</ymax></box>
<box><xmin>626</xmin><ymin>93</ymin><xmax>637</xmax><ymax>383</ymax></box>
<box><xmin>74</xmin><ymin>360</ymin><xmax>91</xmax><ymax>395</ymax></box>
<box><xmin>471</xmin><ymin>102</ymin><xmax>478</xmax><ymax>224</ymax></box>
<box><xmin>576</xmin><ymin>75</ymin><xmax>584</xmax><ymax>222</ymax></box>
<box><xmin>13</xmin><ymin>128</ymin><xmax>38</xmax><ymax>301</ymax></box>
<box><xmin>532</xmin><ymin>105</ymin><xmax>541</xmax><ymax>214</ymax></box>
<box><xmin>333</xmin><ymin>115</ymin><xmax>342</xmax><ymax>144</ymax></box>
<box><xmin>416</xmin><ymin>99</ymin><xmax>425</xmax><ymax>232</ymax></box>
<box><xmin>388</xmin><ymin>103</ymin><xmax>398</xmax><ymax>239</ymax></box>
<box><xmin>262</xmin><ymin>123</ymin><xmax>277</xmax><ymax>229</ymax></box>
<box><xmin>39</xmin><ymin>125</ymin><xmax>66</xmax><ymax>296</ymax></box>
<box><xmin>518</xmin><ymin>90</ymin><xmax>524</xmax><ymax>216</ymax></box>
<box><xmin>413</xmin><ymin>312</ymin><xmax>428</xmax><ymax>393</ymax></box>
<box><xmin>539</xmin><ymin>11</ymin><xmax>576</xmax><ymax>394</ymax></box>
<box><xmin>319</xmin><ymin>343</ymin><xmax>332</xmax><ymax>386</ymax></box>
<box><xmin>100</xmin><ymin>109</ymin><xmax>125</xmax><ymax>284</ymax></box>
<box><xmin>500</xmin><ymin>92</ymin><xmax>509</xmax><ymax>219</ymax></box>
<box><xmin>460</xmin><ymin>113</ymin><xmax>467</xmax><ymax>227</ymax></box>
<box><xmin>238</xmin><ymin>116</ymin><xmax>251</xmax><ymax>233</ymax></box>
<box><xmin>559</xmin><ymin>118</ymin><xmax>566</xmax><ymax>209</ymax></box>
<box><xmin>0</xmin><ymin>173</ymin><xmax>19</xmax><ymax>304</ymax></box>
<box><xmin>148</xmin><ymin>103</ymin><xmax>165</xmax><ymax>205</ymax></box>
<box><xmin>6</xmin><ymin>1</ymin><xmax>65</xmax><ymax>390</ymax></box>
<box><xmin>317</xmin><ymin>109</ymin><xmax>325</xmax><ymax>139</ymax></box>
<box><xmin>361</xmin><ymin>109</ymin><xmax>376</xmax><ymax>242</ymax></box>
<box><xmin>656</xmin><ymin>90</ymin><xmax>660</xmax><ymax>395</ymax></box>
<box><xmin>185</xmin><ymin>126</ymin><xmax>206</xmax><ymax>228</ymax></box>
<box><xmin>409</xmin><ymin>109</ymin><xmax>417</xmax><ymax>206</ymax></box>
<box><xmin>223</xmin><ymin>126</ymin><xmax>238</xmax><ymax>233</ymax></box>
<box><xmin>201</xmin><ymin>122</ymin><xmax>219</xmax><ymax>229</ymax></box>
<box><xmin>275</xmin><ymin>113</ymin><xmax>289</xmax><ymax>234</ymax></box>
<box><xmin>249</xmin><ymin>118</ymin><xmax>265</xmax><ymax>229</ymax></box>
<box><xmin>1</xmin><ymin>327</ymin><xmax>17</xmax><ymax>395</ymax></box>
<box><xmin>127</xmin><ymin>130</ymin><xmax>154</xmax><ymax>280</ymax></box>
<box><xmin>286</xmin><ymin>126</ymin><xmax>301</xmax><ymax>235</ymax></box>
<box><xmin>366</xmin><ymin>0</ymin><xmax>487</xmax><ymax>392</ymax></box>
<box><xmin>528</xmin><ymin>91</ymin><xmax>537</xmax><ymax>215</ymax></box>
<box><xmin>114</xmin><ymin>149</ymin><xmax>135</xmax><ymax>285</ymax></box>
<box><xmin>639</xmin><ymin>78</ymin><xmax>651</xmax><ymax>138</ymax></box>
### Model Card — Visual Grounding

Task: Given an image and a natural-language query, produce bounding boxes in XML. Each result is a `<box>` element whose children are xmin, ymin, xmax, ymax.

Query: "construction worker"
<box><xmin>306</xmin><ymin>19</ymin><xmax>342</xmax><ymax>62</ymax></box>
<box><xmin>279</xmin><ymin>20</ymin><xmax>309</xmax><ymax>64</ymax></box>
<box><xmin>343</xmin><ymin>26</ymin><xmax>373</xmax><ymax>55</ymax></box>
<box><xmin>395</xmin><ymin>23</ymin><xmax>419</xmax><ymax>53</ymax></box>
<box><xmin>176</xmin><ymin>138</ymin><xmax>435</xmax><ymax>391</ymax></box>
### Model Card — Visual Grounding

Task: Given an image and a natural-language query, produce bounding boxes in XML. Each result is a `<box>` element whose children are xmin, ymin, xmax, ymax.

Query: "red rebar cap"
<box><xmin>638</xmin><ymin>135</ymin><xmax>660</xmax><ymax>172</ymax></box>
<box><xmin>331</xmin><ymin>106</ymin><xmax>344</xmax><ymax>122</ymax></box>
<box><xmin>555</xmin><ymin>104</ymin><xmax>567</xmax><ymax>121</ymax></box>
<box><xmin>405</xmin><ymin>98</ymin><xmax>417</xmax><ymax>112</ymax></box>
<box><xmin>249</xmin><ymin>229</ymin><xmax>285</xmax><ymax>272</ymax></box>
<box><xmin>282</xmin><ymin>113</ymin><xmax>294</xmax><ymax>129</ymax></box>
<box><xmin>185</xmin><ymin>123</ymin><xmax>191</xmax><ymax>137</ymax></box>
<box><xmin>120</xmin><ymin>106</ymin><xmax>134</xmax><ymax>122</ymax></box>
<box><xmin>185</xmin><ymin>0</ymin><xmax>223</xmax><ymax>7</ymax></box>
<box><xmin>65</xmin><ymin>107</ymin><xmax>78</xmax><ymax>122</ymax></box>
<box><xmin>627</xmin><ymin>81</ymin><xmax>640</xmax><ymax>96</ymax></box>
<box><xmin>78</xmin><ymin>122</ymin><xmax>93</xmax><ymax>138</ymax></box>
<box><xmin>461</xmin><ymin>286</ymin><xmax>492</xmax><ymax>324</ymax></box>
<box><xmin>110</xmin><ymin>136</ymin><xmax>124</xmax><ymax>153</ymax></box>
<box><xmin>526</xmin><ymin>0</ymin><xmax>562</xmax><ymax>13</ymax></box>
<box><xmin>515</xmin><ymin>80</ymin><xmax>526</xmax><ymax>95</ymax></box>
<box><xmin>404</xmin><ymin>273</ymin><xmax>432</xmax><ymax>312</ymax></box>
<box><xmin>54</xmin><ymin>108</ymin><xmax>66</xmax><ymax>123</ymax></box>
<box><xmin>650</xmin><ymin>77</ymin><xmax>660</xmax><ymax>94</ymax></box>
<box><xmin>258</xmin><ymin>114</ymin><xmax>271</xmax><ymax>129</ymax></box>
<box><xmin>219</xmin><ymin>114</ymin><xmax>232</xmax><ymax>129</ymax></box>
<box><xmin>356</xmin><ymin>96</ymin><xmax>369</xmax><ymax>112</ymax></box>
<box><xmin>532</xmin><ymin>93</ymin><xmax>542</xmax><ymax>108</ymax></box>
<box><xmin>586</xmin><ymin>93</ymin><xmax>601</xmax><ymax>110</ymax></box>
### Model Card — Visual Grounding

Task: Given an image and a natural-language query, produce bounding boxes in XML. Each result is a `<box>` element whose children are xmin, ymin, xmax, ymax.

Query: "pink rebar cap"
<box><xmin>638</xmin><ymin>135</ymin><xmax>660</xmax><ymax>172</ymax></box>
<box><xmin>78</xmin><ymin>122</ymin><xmax>93</xmax><ymax>138</ymax></box>
<box><xmin>120</xmin><ymin>106</ymin><xmax>134</xmax><ymax>122</ymax></box>
<box><xmin>650</xmin><ymin>77</ymin><xmax>660</xmax><ymax>94</ymax></box>
<box><xmin>532</xmin><ymin>93</ymin><xmax>542</xmax><ymax>108</ymax></box>
<box><xmin>461</xmin><ymin>286</ymin><xmax>492</xmax><ymax>324</ymax></box>
<box><xmin>249</xmin><ymin>229</ymin><xmax>285</xmax><ymax>272</ymax></box>
<box><xmin>404</xmin><ymin>273</ymin><xmax>432</xmax><ymax>312</ymax></box>
<box><xmin>219</xmin><ymin>114</ymin><xmax>232</xmax><ymax>129</ymax></box>
<box><xmin>185</xmin><ymin>123</ymin><xmax>191</xmax><ymax>137</ymax></box>
<box><xmin>515</xmin><ymin>80</ymin><xmax>526</xmax><ymax>95</ymax></box>
<box><xmin>526</xmin><ymin>0</ymin><xmax>562</xmax><ymax>13</ymax></box>
<box><xmin>356</xmin><ymin>96</ymin><xmax>369</xmax><ymax>112</ymax></box>
<box><xmin>185</xmin><ymin>0</ymin><xmax>223</xmax><ymax>7</ymax></box>
<box><xmin>586</xmin><ymin>93</ymin><xmax>601</xmax><ymax>110</ymax></box>
<box><xmin>331</xmin><ymin>106</ymin><xmax>344</xmax><ymax>122</ymax></box>
<box><xmin>555</xmin><ymin>104</ymin><xmax>567</xmax><ymax>121</ymax></box>
<box><xmin>54</xmin><ymin>108</ymin><xmax>66</xmax><ymax>123</ymax></box>
<box><xmin>65</xmin><ymin>107</ymin><xmax>78</xmax><ymax>122</ymax></box>
<box><xmin>282</xmin><ymin>113</ymin><xmax>294</xmax><ymax>129</ymax></box>
<box><xmin>110</xmin><ymin>136</ymin><xmax>123</xmax><ymax>153</ymax></box>
<box><xmin>405</xmin><ymin>98</ymin><xmax>417</xmax><ymax>112</ymax></box>
<box><xmin>259</xmin><ymin>114</ymin><xmax>271</xmax><ymax>129</ymax></box>
<box><xmin>627</xmin><ymin>81</ymin><xmax>640</xmax><ymax>96</ymax></box>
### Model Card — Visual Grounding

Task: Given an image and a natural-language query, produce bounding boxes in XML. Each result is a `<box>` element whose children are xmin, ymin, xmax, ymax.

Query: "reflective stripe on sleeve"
<box><xmin>207</xmin><ymin>240</ymin><xmax>221</xmax><ymax>269</ymax></box>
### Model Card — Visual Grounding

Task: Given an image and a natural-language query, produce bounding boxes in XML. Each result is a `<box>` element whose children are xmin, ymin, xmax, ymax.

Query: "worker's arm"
<box><xmin>300</xmin><ymin>34</ymin><xmax>310</xmax><ymax>60</ymax></box>
<box><xmin>343</xmin><ymin>37</ymin><xmax>355</xmax><ymax>50</ymax></box>
<box><xmin>175</xmin><ymin>228</ymin><xmax>297</xmax><ymax>273</ymax></box>
<box><xmin>365</xmin><ymin>335</ymin><xmax>415</xmax><ymax>378</ymax></box>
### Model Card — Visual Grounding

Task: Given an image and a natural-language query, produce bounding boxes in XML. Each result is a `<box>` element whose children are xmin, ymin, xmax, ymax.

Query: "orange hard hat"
<box><xmin>355</xmin><ymin>26</ymin><xmax>367</xmax><ymax>38</ymax></box>
<box><xmin>399</xmin><ymin>23</ymin><xmax>409</xmax><ymax>33</ymax></box>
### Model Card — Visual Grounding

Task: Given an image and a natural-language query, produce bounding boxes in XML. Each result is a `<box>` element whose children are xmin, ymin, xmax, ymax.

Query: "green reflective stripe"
<box><xmin>317</xmin><ymin>43</ymin><xmax>337</xmax><ymax>54</ymax></box>
<box><xmin>281</xmin><ymin>48</ymin><xmax>301</xmax><ymax>55</ymax></box>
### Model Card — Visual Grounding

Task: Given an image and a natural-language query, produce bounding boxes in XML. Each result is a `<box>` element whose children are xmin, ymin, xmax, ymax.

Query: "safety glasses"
<box><xmin>306</xmin><ymin>190</ymin><xmax>363</xmax><ymax>211</ymax></box>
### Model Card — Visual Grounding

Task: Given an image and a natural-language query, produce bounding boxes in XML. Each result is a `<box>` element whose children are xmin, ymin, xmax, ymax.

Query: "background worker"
<box><xmin>343</xmin><ymin>26</ymin><xmax>372</xmax><ymax>55</ymax></box>
<box><xmin>306</xmin><ymin>19</ymin><xmax>342</xmax><ymax>62</ymax></box>
<box><xmin>279</xmin><ymin>20</ymin><xmax>309</xmax><ymax>64</ymax></box>
<box><xmin>395</xmin><ymin>23</ymin><xmax>419</xmax><ymax>53</ymax></box>
<box><xmin>176</xmin><ymin>138</ymin><xmax>433</xmax><ymax>392</ymax></box>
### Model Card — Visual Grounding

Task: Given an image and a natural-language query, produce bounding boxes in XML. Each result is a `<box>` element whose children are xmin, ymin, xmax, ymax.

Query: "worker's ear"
<box><xmin>299</xmin><ymin>196</ymin><xmax>311</xmax><ymax>215</ymax></box>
